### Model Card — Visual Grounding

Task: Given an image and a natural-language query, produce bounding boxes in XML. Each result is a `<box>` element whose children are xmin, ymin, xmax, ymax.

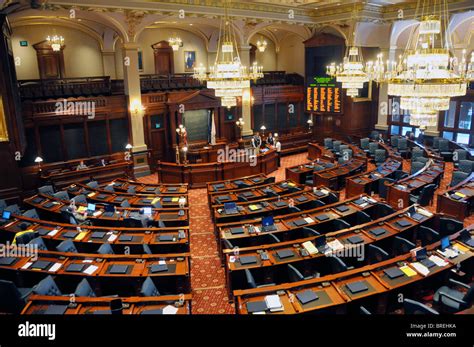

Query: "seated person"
<box><xmin>377</xmin><ymin>133</ymin><xmax>385</xmax><ymax>143</ymax></box>
<box><xmin>76</xmin><ymin>160</ymin><xmax>88</xmax><ymax>171</ymax></box>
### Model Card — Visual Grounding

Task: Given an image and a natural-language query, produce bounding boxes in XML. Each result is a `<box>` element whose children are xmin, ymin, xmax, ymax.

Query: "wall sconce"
<box><xmin>236</xmin><ymin>117</ymin><xmax>245</xmax><ymax>140</ymax></box>
<box><xmin>125</xmin><ymin>143</ymin><xmax>133</xmax><ymax>162</ymax></box>
<box><xmin>34</xmin><ymin>156</ymin><xmax>43</xmax><ymax>172</ymax></box>
<box><xmin>260</xmin><ymin>125</ymin><xmax>266</xmax><ymax>137</ymax></box>
<box><xmin>130</xmin><ymin>100</ymin><xmax>145</xmax><ymax>115</ymax></box>
<box><xmin>182</xmin><ymin>146</ymin><xmax>188</xmax><ymax>164</ymax></box>
<box><xmin>176</xmin><ymin>124</ymin><xmax>187</xmax><ymax>145</ymax></box>
<box><xmin>307</xmin><ymin>118</ymin><xmax>314</xmax><ymax>132</ymax></box>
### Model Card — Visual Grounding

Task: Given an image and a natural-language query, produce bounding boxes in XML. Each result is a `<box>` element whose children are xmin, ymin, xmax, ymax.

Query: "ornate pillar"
<box><xmin>101</xmin><ymin>50</ymin><xmax>116</xmax><ymax>79</ymax></box>
<box><xmin>239</xmin><ymin>45</ymin><xmax>253</xmax><ymax>137</ymax></box>
<box><xmin>122</xmin><ymin>42</ymin><xmax>150</xmax><ymax>176</ymax></box>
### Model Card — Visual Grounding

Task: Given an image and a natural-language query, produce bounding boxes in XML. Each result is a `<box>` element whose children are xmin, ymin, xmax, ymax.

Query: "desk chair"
<box><xmin>123</xmin><ymin>218</ymin><xmax>143</xmax><ymax>228</ymax></box>
<box><xmin>302</xmin><ymin>227</ymin><xmax>320</xmax><ymax>237</ymax></box>
<box><xmin>287</xmin><ymin>264</ymin><xmax>313</xmax><ymax>282</ymax></box>
<box><xmin>410</xmin><ymin>161</ymin><xmax>425</xmax><ymax>175</ymax></box>
<box><xmin>97</xmin><ymin>243</ymin><xmax>114</xmax><ymax>255</ymax></box>
<box><xmin>366</xmin><ymin>244</ymin><xmax>389</xmax><ymax>264</ymax></box>
<box><xmin>433</xmin><ymin>279</ymin><xmax>474</xmax><ymax>313</ymax></box>
<box><xmin>222</xmin><ymin>239</ymin><xmax>235</xmax><ymax>250</ymax></box>
<box><xmin>266</xmin><ymin>233</ymin><xmax>281</xmax><ymax>244</ymax></box>
<box><xmin>15</xmin><ymin>231</ymin><xmax>38</xmax><ymax>245</ymax></box>
<box><xmin>355</xmin><ymin>211</ymin><xmax>372</xmax><ymax>224</ymax></box>
<box><xmin>438</xmin><ymin>140</ymin><xmax>453</xmax><ymax>161</ymax></box>
<box><xmin>56</xmin><ymin>240</ymin><xmax>78</xmax><ymax>253</ymax></box>
<box><xmin>397</xmin><ymin>138</ymin><xmax>409</xmax><ymax>157</ymax></box>
<box><xmin>368</xmin><ymin>142</ymin><xmax>378</xmax><ymax>157</ymax></box>
<box><xmin>390</xmin><ymin>136</ymin><xmax>399</xmax><ymax>148</ymax></box>
<box><xmin>331</xmin><ymin>219</ymin><xmax>352</xmax><ymax>232</ymax></box>
<box><xmin>104</xmin><ymin>185</ymin><xmax>115</xmax><ymax>192</ymax></box>
<box><xmin>22</xmin><ymin>208</ymin><xmax>39</xmax><ymax>220</ymax></box>
<box><xmin>127</xmin><ymin>186</ymin><xmax>136</xmax><ymax>194</ymax></box>
<box><xmin>53</xmin><ymin>191</ymin><xmax>70</xmax><ymax>201</ymax></box>
<box><xmin>432</xmin><ymin>137</ymin><xmax>441</xmax><ymax>151</ymax></box>
<box><xmin>28</xmin><ymin>237</ymin><xmax>48</xmax><ymax>251</ymax></box>
<box><xmin>142</xmin><ymin>244</ymin><xmax>153</xmax><ymax>255</ymax></box>
<box><xmin>329</xmin><ymin>256</ymin><xmax>353</xmax><ymax>273</ymax></box>
<box><xmin>87</xmin><ymin>181</ymin><xmax>99</xmax><ymax>189</ymax></box>
<box><xmin>341</xmin><ymin>148</ymin><xmax>353</xmax><ymax>160</ymax></box>
<box><xmin>324</xmin><ymin>138</ymin><xmax>333</xmax><ymax>149</ymax></box>
<box><xmin>453</xmin><ymin>149</ymin><xmax>468</xmax><ymax>168</ymax></box>
<box><xmin>237</xmin><ymin>196</ymin><xmax>248</xmax><ymax>202</ymax></box>
<box><xmin>414</xmin><ymin>157</ymin><xmax>429</xmax><ymax>165</ymax></box>
<box><xmin>375</xmin><ymin>149</ymin><xmax>386</xmax><ymax>164</ymax></box>
<box><xmin>333</xmin><ymin>141</ymin><xmax>342</xmax><ymax>154</ymax></box>
<box><xmin>360</xmin><ymin>138</ymin><xmax>370</xmax><ymax>153</ymax></box>
<box><xmin>393</xmin><ymin>170</ymin><xmax>409</xmax><ymax>180</ymax></box>
<box><xmin>392</xmin><ymin>236</ymin><xmax>416</xmax><ymax>256</ymax></box>
<box><xmin>75</xmin><ymin>279</ymin><xmax>97</xmax><ymax>297</ymax></box>
<box><xmin>409</xmin><ymin>184</ymin><xmax>437</xmax><ymax>206</ymax></box>
<box><xmin>458</xmin><ymin>160</ymin><xmax>474</xmax><ymax>174</ymax></box>
<box><xmin>140</xmin><ymin>277</ymin><xmax>161</xmax><ymax>297</ymax></box>
<box><xmin>439</xmin><ymin>217</ymin><xmax>463</xmax><ymax>237</ymax></box>
<box><xmin>0</xmin><ymin>199</ymin><xmax>6</xmax><ymax>210</ymax></box>
<box><xmin>404</xmin><ymin>299</ymin><xmax>439</xmax><ymax>314</ymax></box>
<box><xmin>450</xmin><ymin>171</ymin><xmax>469</xmax><ymax>187</ymax></box>
<box><xmin>71</xmin><ymin>194</ymin><xmax>87</xmax><ymax>205</ymax></box>
<box><xmin>60</xmin><ymin>209</ymin><xmax>79</xmax><ymax>225</ymax></box>
<box><xmin>370</xmin><ymin>130</ymin><xmax>380</xmax><ymax>141</ymax></box>
<box><xmin>236</xmin><ymin>182</ymin><xmax>250</xmax><ymax>189</ymax></box>
<box><xmin>38</xmin><ymin>185</ymin><xmax>55</xmax><ymax>197</ymax></box>
<box><xmin>360</xmin><ymin>306</ymin><xmax>372</xmax><ymax>314</ymax></box>
<box><xmin>305</xmin><ymin>174</ymin><xmax>314</xmax><ymax>186</ymax></box>
<box><xmin>411</xmin><ymin>148</ymin><xmax>424</xmax><ymax>161</ymax></box>
<box><xmin>288</xmin><ymin>206</ymin><xmax>301</xmax><ymax>213</ymax></box>
<box><xmin>378</xmin><ymin>178</ymin><xmax>395</xmax><ymax>200</ymax></box>
<box><xmin>417</xmin><ymin>226</ymin><xmax>440</xmax><ymax>246</ymax></box>
<box><xmin>264</xmin><ymin>177</ymin><xmax>275</xmax><ymax>185</ymax></box>
<box><xmin>375</xmin><ymin>203</ymin><xmax>395</xmax><ymax>218</ymax></box>
<box><xmin>32</xmin><ymin>276</ymin><xmax>62</xmax><ymax>296</ymax></box>
<box><xmin>326</xmin><ymin>193</ymin><xmax>339</xmax><ymax>204</ymax></box>
<box><xmin>309</xmin><ymin>200</ymin><xmax>325</xmax><ymax>209</ymax></box>
<box><xmin>0</xmin><ymin>280</ymin><xmax>32</xmax><ymax>314</ymax></box>
<box><xmin>245</xmin><ymin>269</ymin><xmax>275</xmax><ymax>289</ymax></box>
<box><xmin>5</xmin><ymin>204</ymin><xmax>21</xmax><ymax>215</ymax></box>
<box><xmin>120</xmin><ymin>200</ymin><xmax>131</xmax><ymax>208</ymax></box>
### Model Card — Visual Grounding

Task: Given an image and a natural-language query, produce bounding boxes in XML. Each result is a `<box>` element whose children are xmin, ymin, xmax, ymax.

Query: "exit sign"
<box><xmin>20</xmin><ymin>41</ymin><xmax>28</xmax><ymax>47</ymax></box>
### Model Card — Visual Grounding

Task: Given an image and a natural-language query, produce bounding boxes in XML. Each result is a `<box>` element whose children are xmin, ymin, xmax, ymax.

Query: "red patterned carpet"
<box><xmin>138</xmin><ymin>152</ymin><xmax>468</xmax><ymax>314</ymax></box>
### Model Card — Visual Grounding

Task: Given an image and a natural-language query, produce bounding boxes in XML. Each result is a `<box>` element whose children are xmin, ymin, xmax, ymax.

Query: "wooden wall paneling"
<box><xmin>151</xmin><ymin>41</ymin><xmax>174</xmax><ymax>75</ymax></box>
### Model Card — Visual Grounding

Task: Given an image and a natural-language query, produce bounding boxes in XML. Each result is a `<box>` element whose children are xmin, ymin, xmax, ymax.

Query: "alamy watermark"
<box><xmin>55</xmin><ymin>99</ymin><xmax>95</xmax><ymax>119</ymax></box>
<box><xmin>0</xmin><ymin>241</ymin><xmax>38</xmax><ymax>261</ymax></box>
<box><xmin>217</xmin><ymin>146</ymin><xmax>258</xmax><ymax>167</ymax></box>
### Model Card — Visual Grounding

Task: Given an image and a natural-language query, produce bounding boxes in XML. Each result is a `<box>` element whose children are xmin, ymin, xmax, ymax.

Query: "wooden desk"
<box><xmin>285</xmin><ymin>161</ymin><xmax>336</xmax><ymax>184</ymax></box>
<box><xmin>314</xmin><ymin>159</ymin><xmax>367</xmax><ymax>191</ymax></box>
<box><xmin>206</xmin><ymin>174</ymin><xmax>270</xmax><ymax>193</ymax></box>
<box><xmin>106</xmin><ymin>178</ymin><xmax>188</xmax><ymax>195</ymax></box>
<box><xmin>157</xmin><ymin>147</ymin><xmax>278</xmax><ymax>188</ymax></box>
<box><xmin>387</xmin><ymin>159</ymin><xmax>444</xmax><ymax>209</ymax></box>
<box><xmin>437</xmin><ymin>172</ymin><xmax>474</xmax><ymax>220</ymax></box>
<box><xmin>22</xmin><ymin>294</ymin><xmax>193</xmax><ymax>315</ymax></box>
<box><xmin>307</xmin><ymin>143</ymin><xmax>336</xmax><ymax>162</ymax></box>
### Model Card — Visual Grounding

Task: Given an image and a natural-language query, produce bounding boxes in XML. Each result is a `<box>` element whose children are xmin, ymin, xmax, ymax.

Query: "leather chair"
<box><xmin>366</xmin><ymin>244</ymin><xmax>389</xmax><ymax>264</ymax></box>
<box><xmin>32</xmin><ymin>276</ymin><xmax>62</xmax><ymax>296</ymax></box>
<box><xmin>0</xmin><ymin>280</ymin><xmax>32</xmax><ymax>313</ymax></box>
<box><xmin>410</xmin><ymin>161</ymin><xmax>426</xmax><ymax>175</ymax></box>
<box><xmin>74</xmin><ymin>279</ymin><xmax>97</xmax><ymax>297</ymax></box>
<box><xmin>404</xmin><ymin>299</ymin><xmax>439</xmax><ymax>314</ymax></box>
<box><xmin>38</xmin><ymin>185</ymin><xmax>55</xmax><ymax>196</ymax></box>
<box><xmin>97</xmin><ymin>243</ymin><xmax>114</xmax><ymax>255</ymax></box>
<box><xmin>458</xmin><ymin>160</ymin><xmax>474</xmax><ymax>174</ymax></box>
<box><xmin>434</xmin><ymin>279</ymin><xmax>474</xmax><ymax>313</ymax></box>
<box><xmin>56</xmin><ymin>240</ymin><xmax>78</xmax><ymax>253</ymax></box>
<box><xmin>378</xmin><ymin>178</ymin><xmax>395</xmax><ymax>200</ymax></box>
<box><xmin>140</xmin><ymin>277</ymin><xmax>161</xmax><ymax>297</ymax></box>
<box><xmin>450</xmin><ymin>171</ymin><xmax>469</xmax><ymax>187</ymax></box>
<box><xmin>374</xmin><ymin>149</ymin><xmax>386</xmax><ymax>164</ymax></box>
<box><xmin>22</xmin><ymin>208</ymin><xmax>39</xmax><ymax>220</ymax></box>
<box><xmin>245</xmin><ymin>269</ymin><xmax>275</xmax><ymax>289</ymax></box>
<box><xmin>392</xmin><ymin>236</ymin><xmax>416</xmax><ymax>256</ymax></box>
<box><xmin>28</xmin><ymin>237</ymin><xmax>48</xmax><ymax>251</ymax></box>
<box><xmin>409</xmin><ymin>184</ymin><xmax>436</xmax><ymax>206</ymax></box>
<box><xmin>417</xmin><ymin>225</ymin><xmax>440</xmax><ymax>246</ymax></box>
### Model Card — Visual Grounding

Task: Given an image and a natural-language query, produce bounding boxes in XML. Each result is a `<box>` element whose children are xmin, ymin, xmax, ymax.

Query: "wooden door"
<box><xmin>151</xmin><ymin>41</ymin><xmax>174</xmax><ymax>75</ymax></box>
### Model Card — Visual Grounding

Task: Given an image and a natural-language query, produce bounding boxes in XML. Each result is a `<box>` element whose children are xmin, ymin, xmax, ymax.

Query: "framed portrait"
<box><xmin>184</xmin><ymin>51</ymin><xmax>196</xmax><ymax>72</ymax></box>
<box><xmin>0</xmin><ymin>96</ymin><xmax>9</xmax><ymax>142</ymax></box>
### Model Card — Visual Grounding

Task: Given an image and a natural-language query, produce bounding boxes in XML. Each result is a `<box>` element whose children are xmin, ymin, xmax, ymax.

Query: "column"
<box><xmin>240</xmin><ymin>45</ymin><xmax>253</xmax><ymax>137</ymax></box>
<box><xmin>101</xmin><ymin>50</ymin><xmax>116</xmax><ymax>79</ymax></box>
<box><xmin>375</xmin><ymin>48</ymin><xmax>390</xmax><ymax>131</ymax></box>
<box><xmin>122</xmin><ymin>43</ymin><xmax>150</xmax><ymax>176</ymax></box>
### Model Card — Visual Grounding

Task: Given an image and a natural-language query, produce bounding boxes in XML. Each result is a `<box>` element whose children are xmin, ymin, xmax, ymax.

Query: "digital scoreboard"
<box><xmin>306</xmin><ymin>76</ymin><xmax>342</xmax><ymax>113</ymax></box>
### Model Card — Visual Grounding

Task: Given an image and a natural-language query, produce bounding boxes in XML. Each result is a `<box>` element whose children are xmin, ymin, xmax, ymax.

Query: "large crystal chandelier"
<box><xmin>168</xmin><ymin>36</ymin><xmax>182</xmax><ymax>51</ymax></box>
<box><xmin>326</xmin><ymin>4</ymin><xmax>368</xmax><ymax>98</ymax></box>
<box><xmin>367</xmin><ymin>0</ymin><xmax>474</xmax><ymax>127</ymax></box>
<box><xmin>46</xmin><ymin>35</ymin><xmax>64</xmax><ymax>52</ymax></box>
<box><xmin>193</xmin><ymin>0</ymin><xmax>263</xmax><ymax>108</ymax></box>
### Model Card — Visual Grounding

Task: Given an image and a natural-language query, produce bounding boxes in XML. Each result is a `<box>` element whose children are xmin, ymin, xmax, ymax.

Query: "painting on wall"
<box><xmin>184</xmin><ymin>51</ymin><xmax>196</xmax><ymax>72</ymax></box>
<box><xmin>0</xmin><ymin>96</ymin><xmax>9</xmax><ymax>142</ymax></box>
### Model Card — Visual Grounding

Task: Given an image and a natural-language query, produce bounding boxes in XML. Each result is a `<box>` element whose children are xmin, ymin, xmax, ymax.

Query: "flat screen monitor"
<box><xmin>2</xmin><ymin>210</ymin><xmax>11</xmax><ymax>220</ymax></box>
<box><xmin>87</xmin><ymin>203</ymin><xmax>96</xmax><ymax>212</ymax></box>
<box><xmin>262</xmin><ymin>216</ymin><xmax>274</xmax><ymax>227</ymax></box>
<box><xmin>415</xmin><ymin>247</ymin><xmax>428</xmax><ymax>261</ymax></box>
<box><xmin>143</xmin><ymin>207</ymin><xmax>152</xmax><ymax>215</ymax></box>
<box><xmin>224</xmin><ymin>202</ymin><xmax>236</xmax><ymax>210</ymax></box>
<box><xmin>440</xmin><ymin>236</ymin><xmax>450</xmax><ymax>251</ymax></box>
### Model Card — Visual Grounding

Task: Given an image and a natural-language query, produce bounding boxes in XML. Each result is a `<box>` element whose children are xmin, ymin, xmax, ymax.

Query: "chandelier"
<box><xmin>193</xmin><ymin>0</ymin><xmax>263</xmax><ymax>108</ymax></box>
<box><xmin>326</xmin><ymin>4</ymin><xmax>368</xmax><ymax>98</ymax></box>
<box><xmin>46</xmin><ymin>35</ymin><xmax>64</xmax><ymax>52</ymax></box>
<box><xmin>256</xmin><ymin>37</ymin><xmax>267</xmax><ymax>52</ymax></box>
<box><xmin>367</xmin><ymin>0</ymin><xmax>474</xmax><ymax>127</ymax></box>
<box><xmin>168</xmin><ymin>36</ymin><xmax>182</xmax><ymax>51</ymax></box>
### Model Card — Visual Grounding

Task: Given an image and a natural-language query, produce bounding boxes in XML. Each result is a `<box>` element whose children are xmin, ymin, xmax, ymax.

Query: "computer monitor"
<box><xmin>440</xmin><ymin>236</ymin><xmax>450</xmax><ymax>251</ymax></box>
<box><xmin>224</xmin><ymin>202</ymin><xmax>236</xmax><ymax>210</ymax></box>
<box><xmin>105</xmin><ymin>204</ymin><xmax>115</xmax><ymax>213</ymax></box>
<box><xmin>415</xmin><ymin>247</ymin><xmax>428</xmax><ymax>261</ymax></box>
<box><xmin>143</xmin><ymin>207</ymin><xmax>152</xmax><ymax>215</ymax></box>
<box><xmin>262</xmin><ymin>216</ymin><xmax>274</xmax><ymax>227</ymax></box>
<box><xmin>87</xmin><ymin>203</ymin><xmax>96</xmax><ymax>212</ymax></box>
<box><xmin>2</xmin><ymin>210</ymin><xmax>11</xmax><ymax>220</ymax></box>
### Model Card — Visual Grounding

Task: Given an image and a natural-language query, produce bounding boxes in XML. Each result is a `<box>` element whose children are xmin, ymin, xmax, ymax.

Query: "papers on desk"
<box><xmin>302</xmin><ymin>241</ymin><xmax>318</xmax><ymax>255</ymax></box>
<box><xmin>453</xmin><ymin>243</ymin><xmax>469</xmax><ymax>253</ymax></box>
<box><xmin>326</xmin><ymin>239</ymin><xmax>344</xmax><ymax>253</ymax></box>
<box><xmin>158</xmin><ymin>260</ymin><xmax>166</xmax><ymax>265</ymax></box>
<box><xmin>163</xmin><ymin>305</ymin><xmax>178</xmax><ymax>315</ymax></box>
<box><xmin>400</xmin><ymin>265</ymin><xmax>417</xmax><ymax>277</ymax></box>
<box><xmin>48</xmin><ymin>229</ymin><xmax>59</xmax><ymax>237</ymax></box>
<box><xmin>87</xmin><ymin>192</ymin><xmax>95</xmax><ymax>198</ymax></box>
<box><xmin>411</xmin><ymin>262</ymin><xmax>430</xmax><ymax>277</ymax></box>
<box><xmin>75</xmin><ymin>231</ymin><xmax>88</xmax><ymax>241</ymax></box>
<box><xmin>48</xmin><ymin>263</ymin><xmax>62</xmax><ymax>273</ymax></box>
<box><xmin>454</xmin><ymin>191</ymin><xmax>466</xmax><ymax>198</ymax></box>
<box><xmin>416</xmin><ymin>207</ymin><xmax>433</xmax><ymax>218</ymax></box>
<box><xmin>264</xmin><ymin>295</ymin><xmax>283</xmax><ymax>312</ymax></box>
<box><xmin>319</xmin><ymin>188</ymin><xmax>329</xmax><ymax>195</ymax></box>
<box><xmin>428</xmin><ymin>255</ymin><xmax>448</xmax><ymax>267</ymax></box>
<box><xmin>83</xmin><ymin>265</ymin><xmax>98</xmax><ymax>275</ymax></box>
<box><xmin>93</xmin><ymin>211</ymin><xmax>102</xmax><ymax>217</ymax></box>
<box><xmin>304</xmin><ymin>217</ymin><xmax>315</xmax><ymax>224</ymax></box>
<box><xmin>77</xmin><ymin>206</ymin><xmax>87</xmax><ymax>213</ymax></box>
<box><xmin>151</xmin><ymin>198</ymin><xmax>160</xmax><ymax>205</ymax></box>
<box><xmin>108</xmin><ymin>234</ymin><xmax>118</xmax><ymax>242</ymax></box>
<box><xmin>438</xmin><ymin>247</ymin><xmax>459</xmax><ymax>259</ymax></box>
<box><xmin>21</xmin><ymin>262</ymin><xmax>32</xmax><ymax>270</ymax></box>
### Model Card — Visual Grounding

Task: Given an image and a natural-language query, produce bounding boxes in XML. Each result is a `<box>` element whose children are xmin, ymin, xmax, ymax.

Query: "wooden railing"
<box><xmin>19</xmin><ymin>72</ymin><xmax>304</xmax><ymax>100</ymax></box>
